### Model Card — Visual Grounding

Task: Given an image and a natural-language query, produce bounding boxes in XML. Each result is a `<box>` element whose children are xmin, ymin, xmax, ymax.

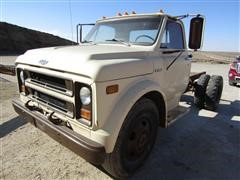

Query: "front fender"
<box><xmin>101</xmin><ymin>79</ymin><xmax>166</xmax><ymax>153</ymax></box>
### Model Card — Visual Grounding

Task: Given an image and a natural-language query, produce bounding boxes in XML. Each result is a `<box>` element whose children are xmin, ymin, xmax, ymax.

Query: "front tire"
<box><xmin>102</xmin><ymin>98</ymin><xmax>159</xmax><ymax>178</ymax></box>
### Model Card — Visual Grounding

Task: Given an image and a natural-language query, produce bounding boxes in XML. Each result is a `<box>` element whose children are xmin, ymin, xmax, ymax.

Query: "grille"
<box><xmin>22</xmin><ymin>69</ymin><xmax>74</xmax><ymax>118</ymax></box>
<box><xmin>33</xmin><ymin>91</ymin><xmax>67</xmax><ymax>112</ymax></box>
<box><xmin>30</xmin><ymin>71</ymin><xmax>65</xmax><ymax>88</ymax></box>
<box><xmin>27</xmin><ymin>71</ymin><xmax>73</xmax><ymax>96</ymax></box>
<box><xmin>30</xmin><ymin>90</ymin><xmax>73</xmax><ymax>117</ymax></box>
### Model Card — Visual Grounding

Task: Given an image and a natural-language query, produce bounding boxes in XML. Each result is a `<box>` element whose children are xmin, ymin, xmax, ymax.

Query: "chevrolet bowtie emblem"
<box><xmin>39</xmin><ymin>59</ymin><xmax>48</xmax><ymax>65</ymax></box>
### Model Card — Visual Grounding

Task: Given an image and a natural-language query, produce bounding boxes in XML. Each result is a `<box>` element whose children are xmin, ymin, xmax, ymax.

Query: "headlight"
<box><xmin>20</xmin><ymin>70</ymin><xmax>25</xmax><ymax>84</ymax></box>
<box><xmin>80</xmin><ymin>87</ymin><xmax>91</xmax><ymax>105</ymax></box>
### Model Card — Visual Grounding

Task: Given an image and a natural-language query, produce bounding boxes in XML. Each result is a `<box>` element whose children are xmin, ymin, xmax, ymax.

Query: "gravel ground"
<box><xmin>0</xmin><ymin>56</ymin><xmax>18</xmax><ymax>66</ymax></box>
<box><xmin>0</xmin><ymin>61</ymin><xmax>240</xmax><ymax>179</ymax></box>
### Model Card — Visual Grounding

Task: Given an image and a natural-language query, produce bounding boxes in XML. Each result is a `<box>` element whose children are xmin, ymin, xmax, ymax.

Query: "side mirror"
<box><xmin>76</xmin><ymin>23</ymin><xmax>95</xmax><ymax>43</ymax></box>
<box><xmin>188</xmin><ymin>16</ymin><xmax>205</xmax><ymax>50</ymax></box>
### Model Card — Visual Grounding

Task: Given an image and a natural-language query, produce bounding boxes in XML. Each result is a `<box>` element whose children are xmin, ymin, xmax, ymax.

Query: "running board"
<box><xmin>167</xmin><ymin>103</ymin><xmax>190</xmax><ymax>126</ymax></box>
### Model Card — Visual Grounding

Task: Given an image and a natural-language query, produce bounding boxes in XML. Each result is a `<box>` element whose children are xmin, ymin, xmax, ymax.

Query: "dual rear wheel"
<box><xmin>194</xmin><ymin>74</ymin><xmax>223</xmax><ymax>111</ymax></box>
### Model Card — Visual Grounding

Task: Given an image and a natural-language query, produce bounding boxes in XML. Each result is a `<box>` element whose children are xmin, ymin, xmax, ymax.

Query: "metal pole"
<box><xmin>76</xmin><ymin>24</ymin><xmax>79</xmax><ymax>43</ymax></box>
<box><xmin>80</xmin><ymin>25</ymin><xmax>82</xmax><ymax>43</ymax></box>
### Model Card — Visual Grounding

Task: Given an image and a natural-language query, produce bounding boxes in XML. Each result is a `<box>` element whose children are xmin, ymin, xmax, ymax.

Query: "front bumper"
<box><xmin>229</xmin><ymin>75</ymin><xmax>240</xmax><ymax>84</ymax></box>
<box><xmin>12</xmin><ymin>99</ymin><xmax>106</xmax><ymax>165</ymax></box>
<box><xmin>234</xmin><ymin>76</ymin><xmax>240</xmax><ymax>83</ymax></box>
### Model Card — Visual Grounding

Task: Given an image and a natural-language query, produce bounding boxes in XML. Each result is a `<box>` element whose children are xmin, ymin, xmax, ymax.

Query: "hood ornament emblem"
<box><xmin>39</xmin><ymin>59</ymin><xmax>48</xmax><ymax>65</ymax></box>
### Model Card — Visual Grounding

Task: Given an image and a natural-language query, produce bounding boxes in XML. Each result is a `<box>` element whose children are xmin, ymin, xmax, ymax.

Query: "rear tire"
<box><xmin>194</xmin><ymin>74</ymin><xmax>210</xmax><ymax>108</ymax></box>
<box><xmin>102</xmin><ymin>98</ymin><xmax>159</xmax><ymax>178</ymax></box>
<box><xmin>205</xmin><ymin>75</ymin><xmax>223</xmax><ymax>111</ymax></box>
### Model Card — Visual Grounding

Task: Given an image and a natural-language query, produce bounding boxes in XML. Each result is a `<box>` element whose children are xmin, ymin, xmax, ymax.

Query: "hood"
<box><xmin>15</xmin><ymin>44</ymin><xmax>153</xmax><ymax>82</ymax></box>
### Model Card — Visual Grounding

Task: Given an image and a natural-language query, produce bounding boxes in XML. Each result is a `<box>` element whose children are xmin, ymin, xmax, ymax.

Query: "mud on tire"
<box><xmin>102</xmin><ymin>98</ymin><xmax>159</xmax><ymax>179</ymax></box>
<box><xmin>194</xmin><ymin>74</ymin><xmax>210</xmax><ymax>108</ymax></box>
<box><xmin>205</xmin><ymin>75</ymin><xmax>223</xmax><ymax>111</ymax></box>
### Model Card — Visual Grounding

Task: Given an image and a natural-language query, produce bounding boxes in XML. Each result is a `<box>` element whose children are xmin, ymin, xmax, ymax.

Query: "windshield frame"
<box><xmin>83</xmin><ymin>16</ymin><xmax>164</xmax><ymax>46</ymax></box>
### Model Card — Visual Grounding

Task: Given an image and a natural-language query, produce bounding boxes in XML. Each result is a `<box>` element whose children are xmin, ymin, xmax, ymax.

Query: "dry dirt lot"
<box><xmin>0</xmin><ymin>56</ymin><xmax>240</xmax><ymax>179</ymax></box>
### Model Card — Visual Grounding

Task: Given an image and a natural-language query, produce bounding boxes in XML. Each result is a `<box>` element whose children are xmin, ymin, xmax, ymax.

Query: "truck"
<box><xmin>228</xmin><ymin>56</ymin><xmax>240</xmax><ymax>86</ymax></box>
<box><xmin>12</xmin><ymin>11</ymin><xmax>223</xmax><ymax>178</ymax></box>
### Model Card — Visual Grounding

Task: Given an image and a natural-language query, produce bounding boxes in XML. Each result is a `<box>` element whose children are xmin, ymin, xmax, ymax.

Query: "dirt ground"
<box><xmin>0</xmin><ymin>59</ymin><xmax>240</xmax><ymax>179</ymax></box>
<box><xmin>192</xmin><ymin>51</ymin><xmax>240</xmax><ymax>64</ymax></box>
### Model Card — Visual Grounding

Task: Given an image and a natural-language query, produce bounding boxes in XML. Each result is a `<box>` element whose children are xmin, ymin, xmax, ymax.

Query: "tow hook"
<box><xmin>48</xmin><ymin>111</ymin><xmax>62</xmax><ymax>125</ymax></box>
<box><xmin>25</xmin><ymin>100</ymin><xmax>42</xmax><ymax>112</ymax></box>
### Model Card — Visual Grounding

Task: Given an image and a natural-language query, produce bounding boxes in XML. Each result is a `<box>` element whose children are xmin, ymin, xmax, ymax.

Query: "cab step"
<box><xmin>167</xmin><ymin>103</ymin><xmax>190</xmax><ymax>126</ymax></box>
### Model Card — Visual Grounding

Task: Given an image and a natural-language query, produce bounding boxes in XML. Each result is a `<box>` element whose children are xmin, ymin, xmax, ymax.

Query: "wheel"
<box><xmin>205</xmin><ymin>75</ymin><xmax>223</xmax><ymax>111</ymax></box>
<box><xmin>194</xmin><ymin>74</ymin><xmax>210</xmax><ymax>108</ymax></box>
<box><xmin>102</xmin><ymin>98</ymin><xmax>159</xmax><ymax>178</ymax></box>
<box><xmin>229</xmin><ymin>80</ymin><xmax>236</xmax><ymax>86</ymax></box>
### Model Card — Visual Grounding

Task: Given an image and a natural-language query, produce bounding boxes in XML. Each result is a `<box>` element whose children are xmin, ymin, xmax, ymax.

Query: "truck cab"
<box><xmin>12</xmin><ymin>12</ymin><xmax>207</xmax><ymax>178</ymax></box>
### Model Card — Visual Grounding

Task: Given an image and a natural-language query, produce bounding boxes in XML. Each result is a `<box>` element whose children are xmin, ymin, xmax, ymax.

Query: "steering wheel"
<box><xmin>135</xmin><ymin>35</ymin><xmax>155</xmax><ymax>42</ymax></box>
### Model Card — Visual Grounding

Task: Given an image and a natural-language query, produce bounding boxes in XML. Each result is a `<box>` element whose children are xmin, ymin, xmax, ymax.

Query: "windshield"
<box><xmin>84</xmin><ymin>17</ymin><xmax>162</xmax><ymax>46</ymax></box>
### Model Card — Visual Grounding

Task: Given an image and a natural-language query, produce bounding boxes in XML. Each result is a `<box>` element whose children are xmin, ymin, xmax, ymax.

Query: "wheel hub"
<box><xmin>125</xmin><ymin>118</ymin><xmax>151</xmax><ymax>161</ymax></box>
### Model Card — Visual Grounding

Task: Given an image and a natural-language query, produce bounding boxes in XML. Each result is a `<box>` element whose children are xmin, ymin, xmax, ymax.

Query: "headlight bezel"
<box><xmin>17</xmin><ymin>68</ymin><xmax>28</xmax><ymax>95</ymax></box>
<box><xmin>75</xmin><ymin>82</ymin><xmax>92</xmax><ymax>125</ymax></box>
<box><xmin>19</xmin><ymin>70</ymin><xmax>25</xmax><ymax>84</ymax></box>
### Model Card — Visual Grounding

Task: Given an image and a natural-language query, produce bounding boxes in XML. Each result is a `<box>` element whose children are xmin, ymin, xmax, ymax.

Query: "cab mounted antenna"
<box><xmin>68</xmin><ymin>0</ymin><xmax>74</xmax><ymax>44</ymax></box>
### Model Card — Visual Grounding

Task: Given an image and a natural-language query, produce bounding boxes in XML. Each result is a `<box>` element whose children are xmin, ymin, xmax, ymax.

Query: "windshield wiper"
<box><xmin>105</xmin><ymin>38</ymin><xmax>131</xmax><ymax>46</ymax></box>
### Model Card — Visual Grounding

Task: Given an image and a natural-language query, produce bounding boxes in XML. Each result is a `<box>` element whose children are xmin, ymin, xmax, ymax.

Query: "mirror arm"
<box><xmin>76</xmin><ymin>24</ymin><xmax>80</xmax><ymax>43</ymax></box>
<box><xmin>76</xmin><ymin>23</ymin><xmax>95</xmax><ymax>44</ymax></box>
<box><xmin>174</xmin><ymin>14</ymin><xmax>204</xmax><ymax>20</ymax></box>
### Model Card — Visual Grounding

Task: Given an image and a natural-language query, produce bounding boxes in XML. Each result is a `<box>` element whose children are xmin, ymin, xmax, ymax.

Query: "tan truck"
<box><xmin>12</xmin><ymin>11</ymin><xmax>223</xmax><ymax>178</ymax></box>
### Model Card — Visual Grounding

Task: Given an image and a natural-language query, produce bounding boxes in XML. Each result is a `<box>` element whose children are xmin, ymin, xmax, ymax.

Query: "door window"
<box><xmin>160</xmin><ymin>20</ymin><xmax>184</xmax><ymax>49</ymax></box>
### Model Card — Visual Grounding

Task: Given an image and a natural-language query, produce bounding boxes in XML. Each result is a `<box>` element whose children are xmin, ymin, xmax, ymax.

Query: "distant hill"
<box><xmin>0</xmin><ymin>22</ymin><xmax>77</xmax><ymax>54</ymax></box>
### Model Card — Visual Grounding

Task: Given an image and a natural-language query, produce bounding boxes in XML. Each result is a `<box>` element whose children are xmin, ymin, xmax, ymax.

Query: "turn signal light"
<box><xmin>106</xmin><ymin>84</ymin><xmax>119</xmax><ymax>94</ymax></box>
<box><xmin>21</xmin><ymin>85</ymin><xmax>26</xmax><ymax>92</ymax></box>
<box><xmin>80</xmin><ymin>108</ymin><xmax>91</xmax><ymax>120</ymax></box>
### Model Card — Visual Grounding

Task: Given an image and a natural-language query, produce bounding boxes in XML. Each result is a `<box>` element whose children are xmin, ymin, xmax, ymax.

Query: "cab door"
<box><xmin>159</xmin><ymin>19</ymin><xmax>191</xmax><ymax>107</ymax></box>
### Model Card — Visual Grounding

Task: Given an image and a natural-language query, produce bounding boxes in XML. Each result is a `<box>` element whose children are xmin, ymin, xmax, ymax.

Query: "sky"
<box><xmin>0</xmin><ymin>0</ymin><xmax>239</xmax><ymax>52</ymax></box>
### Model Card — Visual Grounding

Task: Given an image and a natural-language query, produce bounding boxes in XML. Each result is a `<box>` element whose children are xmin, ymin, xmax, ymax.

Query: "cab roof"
<box><xmin>96</xmin><ymin>12</ymin><xmax>177</xmax><ymax>23</ymax></box>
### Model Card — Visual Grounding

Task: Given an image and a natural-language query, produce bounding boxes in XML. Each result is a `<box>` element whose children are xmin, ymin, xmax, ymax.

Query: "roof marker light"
<box><xmin>131</xmin><ymin>11</ymin><xmax>136</xmax><ymax>14</ymax></box>
<box><xmin>102</xmin><ymin>16</ymin><xmax>106</xmax><ymax>19</ymax></box>
<box><xmin>123</xmin><ymin>12</ymin><xmax>129</xmax><ymax>15</ymax></box>
<box><xmin>117</xmin><ymin>12</ymin><xmax>122</xmax><ymax>16</ymax></box>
